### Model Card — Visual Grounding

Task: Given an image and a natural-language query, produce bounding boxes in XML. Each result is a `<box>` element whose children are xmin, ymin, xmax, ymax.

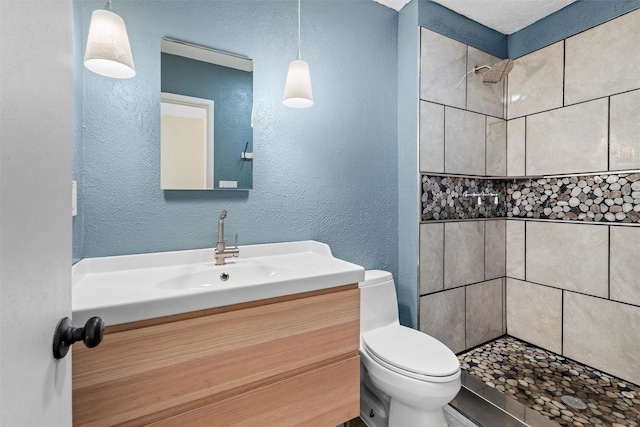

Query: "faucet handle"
<box><xmin>234</xmin><ymin>233</ymin><xmax>239</xmax><ymax>249</ymax></box>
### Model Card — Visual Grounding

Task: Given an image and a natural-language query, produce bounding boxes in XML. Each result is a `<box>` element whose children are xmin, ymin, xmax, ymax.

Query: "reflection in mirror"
<box><xmin>160</xmin><ymin>38</ymin><xmax>253</xmax><ymax>190</ymax></box>
<box><xmin>161</xmin><ymin>93</ymin><xmax>214</xmax><ymax>190</ymax></box>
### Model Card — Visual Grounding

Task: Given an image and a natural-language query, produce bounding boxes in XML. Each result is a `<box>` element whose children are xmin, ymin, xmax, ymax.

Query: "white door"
<box><xmin>1</xmin><ymin>1</ymin><xmax>73</xmax><ymax>425</ymax></box>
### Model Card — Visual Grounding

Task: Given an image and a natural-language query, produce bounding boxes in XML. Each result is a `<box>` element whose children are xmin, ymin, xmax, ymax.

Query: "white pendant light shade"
<box><xmin>84</xmin><ymin>9</ymin><xmax>135</xmax><ymax>79</ymax></box>
<box><xmin>283</xmin><ymin>59</ymin><xmax>313</xmax><ymax>108</ymax></box>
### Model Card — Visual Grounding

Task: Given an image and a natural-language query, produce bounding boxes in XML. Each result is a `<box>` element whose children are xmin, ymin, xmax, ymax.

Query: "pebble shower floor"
<box><xmin>458</xmin><ymin>336</ymin><xmax>640</xmax><ymax>427</ymax></box>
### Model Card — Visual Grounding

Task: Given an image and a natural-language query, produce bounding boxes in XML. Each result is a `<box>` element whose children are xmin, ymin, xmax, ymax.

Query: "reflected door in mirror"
<box><xmin>161</xmin><ymin>93</ymin><xmax>214</xmax><ymax>190</ymax></box>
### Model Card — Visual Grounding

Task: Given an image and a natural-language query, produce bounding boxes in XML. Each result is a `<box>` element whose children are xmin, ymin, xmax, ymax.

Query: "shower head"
<box><xmin>475</xmin><ymin>59</ymin><xmax>514</xmax><ymax>85</ymax></box>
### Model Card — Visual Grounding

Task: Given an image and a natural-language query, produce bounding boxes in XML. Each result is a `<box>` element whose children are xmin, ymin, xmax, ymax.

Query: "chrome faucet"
<box><xmin>214</xmin><ymin>209</ymin><xmax>239</xmax><ymax>265</ymax></box>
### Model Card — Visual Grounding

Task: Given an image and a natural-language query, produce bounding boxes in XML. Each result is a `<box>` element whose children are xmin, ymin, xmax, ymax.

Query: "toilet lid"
<box><xmin>362</xmin><ymin>325</ymin><xmax>460</xmax><ymax>378</ymax></box>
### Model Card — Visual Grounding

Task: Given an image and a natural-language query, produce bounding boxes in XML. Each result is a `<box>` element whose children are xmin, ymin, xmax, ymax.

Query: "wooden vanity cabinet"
<box><xmin>72</xmin><ymin>284</ymin><xmax>360</xmax><ymax>426</ymax></box>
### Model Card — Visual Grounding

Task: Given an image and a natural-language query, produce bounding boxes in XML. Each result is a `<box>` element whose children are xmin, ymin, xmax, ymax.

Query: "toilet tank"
<box><xmin>359</xmin><ymin>270</ymin><xmax>399</xmax><ymax>334</ymax></box>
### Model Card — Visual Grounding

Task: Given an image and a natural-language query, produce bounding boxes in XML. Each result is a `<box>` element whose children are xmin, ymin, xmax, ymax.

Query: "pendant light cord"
<box><xmin>297</xmin><ymin>0</ymin><xmax>302</xmax><ymax>60</ymax></box>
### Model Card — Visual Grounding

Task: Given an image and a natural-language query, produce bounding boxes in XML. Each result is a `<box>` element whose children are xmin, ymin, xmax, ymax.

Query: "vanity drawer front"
<box><xmin>73</xmin><ymin>285</ymin><xmax>360</xmax><ymax>427</ymax></box>
<box><xmin>147</xmin><ymin>355</ymin><xmax>360</xmax><ymax>427</ymax></box>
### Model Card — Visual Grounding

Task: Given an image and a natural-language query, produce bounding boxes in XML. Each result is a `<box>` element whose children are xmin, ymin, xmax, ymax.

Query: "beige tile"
<box><xmin>565</xmin><ymin>8</ymin><xmax>640</xmax><ymax>105</ymax></box>
<box><xmin>610</xmin><ymin>89</ymin><xmax>640</xmax><ymax>170</ymax></box>
<box><xmin>419</xmin><ymin>101</ymin><xmax>444</xmax><ymax>173</ymax></box>
<box><xmin>420</xmin><ymin>288</ymin><xmax>465</xmax><ymax>353</ymax></box>
<box><xmin>506</xmin><ymin>278</ymin><xmax>562</xmax><ymax>354</ymax></box>
<box><xmin>444</xmin><ymin>221</ymin><xmax>485</xmax><ymax>289</ymax></box>
<box><xmin>506</xmin><ymin>118</ymin><xmax>525</xmax><ymax>177</ymax></box>
<box><xmin>485</xmin><ymin>219</ymin><xmax>505</xmax><ymax>280</ymax></box>
<box><xmin>466</xmin><ymin>279</ymin><xmax>503</xmax><ymax>348</ymax></box>
<box><xmin>486</xmin><ymin>117</ymin><xmax>506</xmax><ymax>177</ymax></box>
<box><xmin>420</xmin><ymin>223</ymin><xmax>444</xmax><ymax>295</ymax></box>
<box><xmin>564</xmin><ymin>292</ymin><xmax>640</xmax><ymax>385</ymax></box>
<box><xmin>506</xmin><ymin>220</ymin><xmax>525</xmax><ymax>280</ymax></box>
<box><xmin>467</xmin><ymin>46</ymin><xmax>505</xmax><ymax>119</ymax></box>
<box><xmin>507</xmin><ymin>42</ymin><xmax>564</xmax><ymax>119</ymax></box>
<box><xmin>420</xmin><ymin>28</ymin><xmax>466</xmax><ymax>109</ymax></box>
<box><xmin>526</xmin><ymin>222</ymin><xmax>608</xmax><ymax>297</ymax></box>
<box><xmin>445</xmin><ymin>107</ymin><xmax>486</xmax><ymax>175</ymax></box>
<box><xmin>526</xmin><ymin>99</ymin><xmax>608</xmax><ymax>176</ymax></box>
<box><xmin>610</xmin><ymin>226</ymin><xmax>640</xmax><ymax>306</ymax></box>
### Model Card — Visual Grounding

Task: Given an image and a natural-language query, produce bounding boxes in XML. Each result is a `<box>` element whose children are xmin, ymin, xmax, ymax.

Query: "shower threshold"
<box><xmin>450</xmin><ymin>336</ymin><xmax>640</xmax><ymax>427</ymax></box>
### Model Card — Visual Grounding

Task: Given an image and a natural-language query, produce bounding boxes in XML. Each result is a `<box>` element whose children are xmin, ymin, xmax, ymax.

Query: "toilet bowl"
<box><xmin>359</xmin><ymin>270</ymin><xmax>461</xmax><ymax>427</ymax></box>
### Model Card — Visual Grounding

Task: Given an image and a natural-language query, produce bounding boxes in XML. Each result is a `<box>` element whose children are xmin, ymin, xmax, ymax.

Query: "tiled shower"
<box><xmin>418</xmin><ymin>8</ymin><xmax>640</xmax><ymax>426</ymax></box>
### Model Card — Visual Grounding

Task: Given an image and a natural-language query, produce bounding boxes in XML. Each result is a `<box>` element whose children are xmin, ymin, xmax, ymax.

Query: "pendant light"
<box><xmin>283</xmin><ymin>0</ymin><xmax>313</xmax><ymax>108</ymax></box>
<box><xmin>84</xmin><ymin>0</ymin><xmax>136</xmax><ymax>79</ymax></box>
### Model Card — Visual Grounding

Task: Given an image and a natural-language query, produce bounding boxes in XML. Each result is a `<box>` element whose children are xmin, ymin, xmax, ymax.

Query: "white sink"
<box><xmin>156</xmin><ymin>264</ymin><xmax>292</xmax><ymax>290</ymax></box>
<box><xmin>72</xmin><ymin>241</ymin><xmax>365</xmax><ymax>326</ymax></box>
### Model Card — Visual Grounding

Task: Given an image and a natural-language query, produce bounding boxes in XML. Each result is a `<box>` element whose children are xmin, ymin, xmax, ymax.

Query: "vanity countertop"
<box><xmin>72</xmin><ymin>240</ymin><xmax>365</xmax><ymax>326</ymax></box>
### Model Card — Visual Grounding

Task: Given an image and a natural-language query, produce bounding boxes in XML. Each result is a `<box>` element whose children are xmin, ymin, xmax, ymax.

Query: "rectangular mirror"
<box><xmin>160</xmin><ymin>38</ymin><xmax>253</xmax><ymax>190</ymax></box>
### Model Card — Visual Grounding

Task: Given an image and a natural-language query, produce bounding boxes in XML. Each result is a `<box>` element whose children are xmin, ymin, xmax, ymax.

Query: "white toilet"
<box><xmin>359</xmin><ymin>270</ymin><xmax>461</xmax><ymax>427</ymax></box>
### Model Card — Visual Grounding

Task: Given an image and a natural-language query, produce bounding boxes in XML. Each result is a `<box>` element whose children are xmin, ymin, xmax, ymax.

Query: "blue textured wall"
<box><xmin>74</xmin><ymin>0</ymin><xmax>398</xmax><ymax>278</ymax></box>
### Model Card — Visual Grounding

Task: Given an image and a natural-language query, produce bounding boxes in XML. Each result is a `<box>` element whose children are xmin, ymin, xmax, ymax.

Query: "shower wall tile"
<box><xmin>444</xmin><ymin>221</ymin><xmax>485</xmax><ymax>289</ymax></box>
<box><xmin>420</xmin><ymin>223</ymin><xmax>444</xmax><ymax>295</ymax></box>
<box><xmin>466</xmin><ymin>46</ymin><xmax>505</xmax><ymax>119</ymax></box>
<box><xmin>526</xmin><ymin>222</ymin><xmax>608</xmax><ymax>298</ymax></box>
<box><xmin>507</xmin><ymin>42</ymin><xmax>564</xmax><ymax>119</ymax></box>
<box><xmin>419</xmin><ymin>101</ymin><xmax>445</xmax><ymax>173</ymax></box>
<box><xmin>486</xmin><ymin>117</ymin><xmax>506</xmax><ymax>177</ymax></box>
<box><xmin>420</xmin><ymin>287</ymin><xmax>466</xmax><ymax>354</ymax></box>
<box><xmin>565</xmin><ymin>8</ymin><xmax>640</xmax><ymax>106</ymax></box>
<box><xmin>506</xmin><ymin>118</ymin><xmax>525</xmax><ymax>177</ymax></box>
<box><xmin>526</xmin><ymin>99</ymin><xmax>608</xmax><ymax>176</ymax></box>
<box><xmin>445</xmin><ymin>107</ymin><xmax>486</xmax><ymax>176</ymax></box>
<box><xmin>564</xmin><ymin>292</ymin><xmax>640</xmax><ymax>386</ymax></box>
<box><xmin>610</xmin><ymin>89</ymin><xmax>640</xmax><ymax>171</ymax></box>
<box><xmin>420</xmin><ymin>28</ymin><xmax>466</xmax><ymax>109</ymax></box>
<box><xmin>506</xmin><ymin>220</ymin><xmax>525</xmax><ymax>280</ymax></box>
<box><xmin>610</xmin><ymin>226</ymin><xmax>640</xmax><ymax>307</ymax></box>
<box><xmin>485</xmin><ymin>220</ymin><xmax>506</xmax><ymax>280</ymax></box>
<box><xmin>466</xmin><ymin>279</ymin><xmax>504</xmax><ymax>348</ymax></box>
<box><xmin>506</xmin><ymin>278</ymin><xmax>562</xmax><ymax>354</ymax></box>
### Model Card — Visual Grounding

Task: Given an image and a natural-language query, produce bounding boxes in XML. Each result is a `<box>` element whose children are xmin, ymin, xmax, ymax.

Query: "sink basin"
<box><xmin>156</xmin><ymin>263</ymin><xmax>292</xmax><ymax>290</ymax></box>
<box><xmin>72</xmin><ymin>240</ymin><xmax>364</xmax><ymax>326</ymax></box>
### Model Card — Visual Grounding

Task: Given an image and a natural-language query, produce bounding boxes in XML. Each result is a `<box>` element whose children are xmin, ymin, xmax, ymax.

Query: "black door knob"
<box><xmin>53</xmin><ymin>316</ymin><xmax>105</xmax><ymax>359</ymax></box>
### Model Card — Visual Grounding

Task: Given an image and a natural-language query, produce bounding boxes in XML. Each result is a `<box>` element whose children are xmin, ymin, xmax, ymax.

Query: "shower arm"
<box><xmin>455</xmin><ymin>65</ymin><xmax>492</xmax><ymax>88</ymax></box>
<box><xmin>473</xmin><ymin>65</ymin><xmax>491</xmax><ymax>73</ymax></box>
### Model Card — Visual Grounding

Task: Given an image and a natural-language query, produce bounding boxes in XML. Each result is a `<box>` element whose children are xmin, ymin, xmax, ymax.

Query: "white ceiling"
<box><xmin>373</xmin><ymin>0</ymin><xmax>578</xmax><ymax>35</ymax></box>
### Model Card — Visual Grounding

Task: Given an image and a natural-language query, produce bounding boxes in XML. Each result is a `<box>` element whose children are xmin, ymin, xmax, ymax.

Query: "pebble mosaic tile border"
<box><xmin>506</xmin><ymin>173</ymin><xmax>640</xmax><ymax>223</ymax></box>
<box><xmin>459</xmin><ymin>336</ymin><xmax>640</xmax><ymax>427</ymax></box>
<box><xmin>421</xmin><ymin>175</ymin><xmax>507</xmax><ymax>221</ymax></box>
<box><xmin>421</xmin><ymin>173</ymin><xmax>640</xmax><ymax>224</ymax></box>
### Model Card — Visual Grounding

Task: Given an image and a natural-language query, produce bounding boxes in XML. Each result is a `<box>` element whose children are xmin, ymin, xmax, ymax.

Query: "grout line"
<box><xmin>562</xmin><ymin>39</ymin><xmax>566</xmax><ymax>107</ymax></box>
<box><xmin>465</xmin><ymin>45</ymin><xmax>469</xmax><ymax>111</ymax></box>
<box><xmin>485</xmin><ymin>115</ymin><xmax>488</xmax><ymax>177</ymax></box>
<box><xmin>608</xmin><ymin>225</ymin><xmax>611</xmax><ymax>300</ymax></box>
<box><xmin>561</xmin><ymin>290</ymin><xmax>564</xmax><ymax>355</ymax></box>
<box><xmin>443</xmin><ymin>106</ymin><xmax>447</xmax><ymax>174</ymax></box>
<box><xmin>483</xmin><ymin>221</ymin><xmax>487</xmax><ymax>282</ymax></box>
<box><xmin>442</xmin><ymin>222</ymin><xmax>446</xmax><ymax>293</ymax></box>
<box><xmin>503</xmin><ymin>277</ymin><xmax>507</xmax><ymax>335</ymax></box>
<box><xmin>607</xmin><ymin>96</ymin><xmax>611</xmax><ymax>172</ymax></box>
<box><xmin>523</xmin><ymin>221</ymin><xmax>527</xmax><ymax>281</ymax></box>
<box><xmin>523</xmin><ymin>116</ymin><xmax>527</xmax><ymax>176</ymax></box>
<box><xmin>464</xmin><ymin>284</ymin><xmax>467</xmax><ymax>349</ymax></box>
